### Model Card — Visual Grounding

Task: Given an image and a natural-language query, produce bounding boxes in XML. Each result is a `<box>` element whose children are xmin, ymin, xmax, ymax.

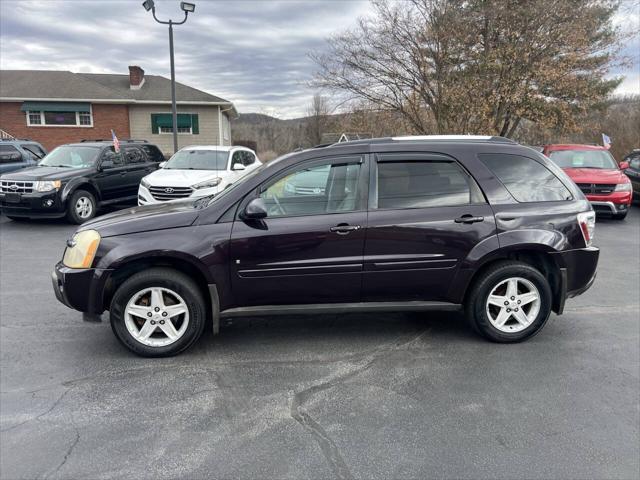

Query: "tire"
<box><xmin>66</xmin><ymin>189</ymin><xmax>97</xmax><ymax>224</ymax></box>
<box><xmin>6</xmin><ymin>216</ymin><xmax>28</xmax><ymax>221</ymax></box>
<box><xmin>465</xmin><ymin>261</ymin><xmax>552</xmax><ymax>343</ymax></box>
<box><xmin>110</xmin><ymin>268</ymin><xmax>206</xmax><ymax>357</ymax></box>
<box><xmin>612</xmin><ymin>211</ymin><xmax>627</xmax><ymax>220</ymax></box>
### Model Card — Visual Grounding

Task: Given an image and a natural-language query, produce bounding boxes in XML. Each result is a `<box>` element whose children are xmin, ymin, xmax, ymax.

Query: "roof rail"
<box><xmin>0</xmin><ymin>137</ymin><xmax>33</xmax><ymax>142</ymax></box>
<box><xmin>80</xmin><ymin>138</ymin><xmax>149</xmax><ymax>143</ymax></box>
<box><xmin>390</xmin><ymin>135</ymin><xmax>517</xmax><ymax>144</ymax></box>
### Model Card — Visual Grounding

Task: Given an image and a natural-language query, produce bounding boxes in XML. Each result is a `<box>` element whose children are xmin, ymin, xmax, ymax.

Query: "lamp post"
<box><xmin>142</xmin><ymin>1</ymin><xmax>196</xmax><ymax>154</ymax></box>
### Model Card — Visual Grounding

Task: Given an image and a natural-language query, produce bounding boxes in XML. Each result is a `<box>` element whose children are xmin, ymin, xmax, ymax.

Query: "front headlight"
<box><xmin>141</xmin><ymin>177</ymin><xmax>151</xmax><ymax>189</ymax></box>
<box><xmin>614</xmin><ymin>182</ymin><xmax>632</xmax><ymax>192</ymax></box>
<box><xmin>193</xmin><ymin>177</ymin><xmax>222</xmax><ymax>189</ymax></box>
<box><xmin>34</xmin><ymin>180</ymin><xmax>62</xmax><ymax>192</ymax></box>
<box><xmin>63</xmin><ymin>230</ymin><xmax>101</xmax><ymax>268</ymax></box>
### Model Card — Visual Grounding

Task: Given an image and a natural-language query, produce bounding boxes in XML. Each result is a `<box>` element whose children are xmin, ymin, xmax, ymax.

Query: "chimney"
<box><xmin>129</xmin><ymin>66</ymin><xmax>145</xmax><ymax>90</ymax></box>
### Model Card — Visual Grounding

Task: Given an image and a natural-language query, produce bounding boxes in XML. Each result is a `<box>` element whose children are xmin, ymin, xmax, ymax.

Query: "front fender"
<box><xmin>61</xmin><ymin>177</ymin><xmax>101</xmax><ymax>204</ymax></box>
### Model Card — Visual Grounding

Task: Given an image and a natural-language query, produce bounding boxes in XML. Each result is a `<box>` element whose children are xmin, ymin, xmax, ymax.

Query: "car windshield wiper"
<box><xmin>43</xmin><ymin>164</ymin><xmax>71</xmax><ymax>168</ymax></box>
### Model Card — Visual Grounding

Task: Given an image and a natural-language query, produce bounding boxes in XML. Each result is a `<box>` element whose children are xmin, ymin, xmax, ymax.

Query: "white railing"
<box><xmin>0</xmin><ymin>129</ymin><xmax>15</xmax><ymax>140</ymax></box>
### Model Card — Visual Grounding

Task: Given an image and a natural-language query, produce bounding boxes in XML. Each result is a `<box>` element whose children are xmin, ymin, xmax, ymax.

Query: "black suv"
<box><xmin>52</xmin><ymin>136</ymin><xmax>599</xmax><ymax>357</ymax></box>
<box><xmin>0</xmin><ymin>139</ymin><xmax>164</xmax><ymax>223</ymax></box>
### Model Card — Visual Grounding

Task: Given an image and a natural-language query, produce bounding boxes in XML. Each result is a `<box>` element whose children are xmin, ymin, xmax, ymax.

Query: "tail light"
<box><xmin>577</xmin><ymin>211</ymin><xmax>596</xmax><ymax>246</ymax></box>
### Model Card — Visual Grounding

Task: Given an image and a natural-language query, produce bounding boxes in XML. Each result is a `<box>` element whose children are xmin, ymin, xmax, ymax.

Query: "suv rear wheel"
<box><xmin>466</xmin><ymin>261</ymin><xmax>552</xmax><ymax>342</ymax></box>
<box><xmin>109</xmin><ymin>268</ymin><xmax>206</xmax><ymax>357</ymax></box>
<box><xmin>66</xmin><ymin>189</ymin><xmax>96</xmax><ymax>224</ymax></box>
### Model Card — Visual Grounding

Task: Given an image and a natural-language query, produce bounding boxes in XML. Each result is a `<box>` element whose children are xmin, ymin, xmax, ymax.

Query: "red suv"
<box><xmin>543</xmin><ymin>144</ymin><xmax>632</xmax><ymax>220</ymax></box>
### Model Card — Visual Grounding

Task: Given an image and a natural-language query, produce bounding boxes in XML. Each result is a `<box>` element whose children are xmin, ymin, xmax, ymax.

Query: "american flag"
<box><xmin>602</xmin><ymin>133</ymin><xmax>612</xmax><ymax>150</ymax></box>
<box><xmin>111</xmin><ymin>129</ymin><xmax>120</xmax><ymax>153</ymax></box>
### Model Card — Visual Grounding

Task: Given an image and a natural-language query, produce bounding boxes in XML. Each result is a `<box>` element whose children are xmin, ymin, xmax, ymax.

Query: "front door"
<box><xmin>229</xmin><ymin>155</ymin><xmax>368</xmax><ymax>306</ymax></box>
<box><xmin>95</xmin><ymin>147</ymin><xmax>130</xmax><ymax>201</ymax></box>
<box><xmin>362</xmin><ymin>152</ymin><xmax>497</xmax><ymax>302</ymax></box>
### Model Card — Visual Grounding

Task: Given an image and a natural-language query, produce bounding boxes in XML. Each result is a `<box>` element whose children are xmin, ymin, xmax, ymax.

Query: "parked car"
<box><xmin>542</xmin><ymin>144</ymin><xmax>632</xmax><ymax>220</ymax></box>
<box><xmin>0</xmin><ymin>138</ymin><xmax>47</xmax><ymax>174</ymax></box>
<box><xmin>622</xmin><ymin>149</ymin><xmax>640</xmax><ymax>200</ymax></box>
<box><xmin>0</xmin><ymin>139</ymin><xmax>164</xmax><ymax>223</ymax></box>
<box><xmin>52</xmin><ymin>135</ymin><xmax>599</xmax><ymax>357</ymax></box>
<box><xmin>138</xmin><ymin>146</ymin><xmax>261</xmax><ymax>205</ymax></box>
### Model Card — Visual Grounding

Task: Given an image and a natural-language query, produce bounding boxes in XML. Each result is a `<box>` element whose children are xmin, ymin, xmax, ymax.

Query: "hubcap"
<box><xmin>124</xmin><ymin>287</ymin><xmax>189</xmax><ymax>347</ymax></box>
<box><xmin>75</xmin><ymin>197</ymin><xmax>93</xmax><ymax>218</ymax></box>
<box><xmin>485</xmin><ymin>277</ymin><xmax>541</xmax><ymax>333</ymax></box>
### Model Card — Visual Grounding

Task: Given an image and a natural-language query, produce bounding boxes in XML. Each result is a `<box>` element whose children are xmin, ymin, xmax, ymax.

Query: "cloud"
<box><xmin>1</xmin><ymin>0</ymin><xmax>638</xmax><ymax>118</ymax></box>
<box><xmin>0</xmin><ymin>0</ymin><xmax>372</xmax><ymax>118</ymax></box>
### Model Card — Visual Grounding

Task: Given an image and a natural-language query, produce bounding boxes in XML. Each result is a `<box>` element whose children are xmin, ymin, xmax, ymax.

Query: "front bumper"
<box><xmin>0</xmin><ymin>190</ymin><xmax>66</xmax><ymax>217</ymax></box>
<box><xmin>52</xmin><ymin>262</ymin><xmax>113</xmax><ymax>314</ymax></box>
<box><xmin>586</xmin><ymin>192</ymin><xmax>632</xmax><ymax>214</ymax></box>
<box><xmin>138</xmin><ymin>184</ymin><xmax>221</xmax><ymax>206</ymax></box>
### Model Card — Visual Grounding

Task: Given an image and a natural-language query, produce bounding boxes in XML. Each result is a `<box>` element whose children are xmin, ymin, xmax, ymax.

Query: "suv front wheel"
<box><xmin>466</xmin><ymin>261</ymin><xmax>552</xmax><ymax>342</ymax></box>
<box><xmin>110</xmin><ymin>268</ymin><xmax>206</xmax><ymax>357</ymax></box>
<box><xmin>66</xmin><ymin>189</ymin><xmax>97</xmax><ymax>224</ymax></box>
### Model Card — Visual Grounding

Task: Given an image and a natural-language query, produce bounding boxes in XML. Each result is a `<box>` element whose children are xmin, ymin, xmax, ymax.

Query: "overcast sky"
<box><xmin>1</xmin><ymin>0</ymin><xmax>638</xmax><ymax>118</ymax></box>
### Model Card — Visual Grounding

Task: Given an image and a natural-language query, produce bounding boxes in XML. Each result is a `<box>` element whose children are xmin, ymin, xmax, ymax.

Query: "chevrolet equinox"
<box><xmin>52</xmin><ymin>136</ymin><xmax>599</xmax><ymax>357</ymax></box>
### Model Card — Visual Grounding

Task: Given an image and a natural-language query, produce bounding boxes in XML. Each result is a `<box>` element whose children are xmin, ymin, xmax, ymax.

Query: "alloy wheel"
<box><xmin>124</xmin><ymin>287</ymin><xmax>190</xmax><ymax>347</ymax></box>
<box><xmin>485</xmin><ymin>277</ymin><xmax>541</xmax><ymax>333</ymax></box>
<box><xmin>75</xmin><ymin>197</ymin><xmax>93</xmax><ymax>219</ymax></box>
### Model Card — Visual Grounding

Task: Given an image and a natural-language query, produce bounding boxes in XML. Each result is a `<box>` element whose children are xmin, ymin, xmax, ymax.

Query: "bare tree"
<box><xmin>305</xmin><ymin>93</ymin><xmax>332</xmax><ymax>145</ymax></box>
<box><xmin>312</xmin><ymin>0</ymin><xmax>624</xmax><ymax>137</ymax></box>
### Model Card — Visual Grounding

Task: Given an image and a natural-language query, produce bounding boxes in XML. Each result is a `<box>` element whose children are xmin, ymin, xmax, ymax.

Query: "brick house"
<box><xmin>0</xmin><ymin>66</ymin><xmax>237</xmax><ymax>155</ymax></box>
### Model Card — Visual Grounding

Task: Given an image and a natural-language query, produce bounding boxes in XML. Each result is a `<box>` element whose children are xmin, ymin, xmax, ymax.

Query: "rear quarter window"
<box><xmin>479</xmin><ymin>153</ymin><xmax>572</xmax><ymax>202</ymax></box>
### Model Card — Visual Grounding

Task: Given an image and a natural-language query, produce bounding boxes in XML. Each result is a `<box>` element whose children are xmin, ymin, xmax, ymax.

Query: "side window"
<box><xmin>479</xmin><ymin>153</ymin><xmax>572</xmax><ymax>202</ymax></box>
<box><xmin>376</xmin><ymin>157</ymin><xmax>482</xmax><ymax>209</ymax></box>
<box><xmin>0</xmin><ymin>145</ymin><xmax>21</xmax><ymax>164</ymax></box>
<box><xmin>101</xmin><ymin>147</ymin><xmax>125</xmax><ymax>166</ymax></box>
<box><xmin>231</xmin><ymin>151</ymin><xmax>244</xmax><ymax>169</ymax></box>
<box><xmin>124</xmin><ymin>147</ymin><xmax>144</xmax><ymax>164</ymax></box>
<box><xmin>140</xmin><ymin>145</ymin><xmax>165</xmax><ymax>163</ymax></box>
<box><xmin>242</xmin><ymin>151</ymin><xmax>256</xmax><ymax>166</ymax></box>
<box><xmin>21</xmin><ymin>144</ymin><xmax>45</xmax><ymax>159</ymax></box>
<box><xmin>260</xmin><ymin>157</ymin><xmax>362</xmax><ymax>217</ymax></box>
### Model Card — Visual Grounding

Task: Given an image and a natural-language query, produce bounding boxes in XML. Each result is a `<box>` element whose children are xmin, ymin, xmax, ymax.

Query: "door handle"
<box><xmin>330</xmin><ymin>224</ymin><xmax>361</xmax><ymax>235</ymax></box>
<box><xmin>454</xmin><ymin>215</ymin><xmax>484</xmax><ymax>224</ymax></box>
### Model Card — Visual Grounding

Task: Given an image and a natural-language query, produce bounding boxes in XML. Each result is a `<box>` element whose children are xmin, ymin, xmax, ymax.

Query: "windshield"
<box><xmin>164</xmin><ymin>149</ymin><xmax>229</xmax><ymax>170</ymax></box>
<box><xmin>549</xmin><ymin>149</ymin><xmax>618</xmax><ymax>169</ymax></box>
<box><xmin>38</xmin><ymin>146</ymin><xmax>100</xmax><ymax>168</ymax></box>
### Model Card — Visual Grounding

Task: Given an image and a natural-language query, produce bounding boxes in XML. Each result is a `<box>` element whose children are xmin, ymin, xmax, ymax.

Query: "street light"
<box><xmin>142</xmin><ymin>0</ymin><xmax>195</xmax><ymax>154</ymax></box>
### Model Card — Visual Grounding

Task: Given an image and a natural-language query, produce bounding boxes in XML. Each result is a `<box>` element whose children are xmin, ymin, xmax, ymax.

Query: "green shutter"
<box><xmin>151</xmin><ymin>114</ymin><xmax>160</xmax><ymax>134</ymax></box>
<box><xmin>191</xmin><ymin>114</ymin><xmax>199</xmax><ymax>134</ymax></box>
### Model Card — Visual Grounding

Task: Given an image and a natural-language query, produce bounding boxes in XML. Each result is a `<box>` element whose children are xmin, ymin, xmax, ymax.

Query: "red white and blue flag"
<box><xmin>602</xmin><ymin>133</ymin><xmax>611</xmax><ymax>150</ymax></box>
<box><xmin>111</xmin><ymin>129</ymin><xmax>120</xmax><ymax>153</ymax></box>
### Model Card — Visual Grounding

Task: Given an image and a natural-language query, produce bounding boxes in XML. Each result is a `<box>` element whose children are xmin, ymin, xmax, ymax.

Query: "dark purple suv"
<box><xmin>52</xmin><ymin>136</ymin><xmax>599</xmax><ymax>357</ymax></box>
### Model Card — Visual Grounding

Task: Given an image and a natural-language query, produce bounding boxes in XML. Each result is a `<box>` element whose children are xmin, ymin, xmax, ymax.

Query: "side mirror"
<box><xmin>619</xmin><ymin>160</ymin><xmax>630</xmax><ymax>170</ymax></box>
<box><xmin>159</xmin><ymin>161</ymin><xmax>167</xmax><ymax>168</ymax></box>
<box><xmin>241</xmin><ymin>197</ymin><xmax>268</xmax><ymax>220</ymax></box>
<box><xmin>100</xmin><ymin>160</ymin><xmax>114</xmax><ymax>170</ymax></box>
<box><xmin>232</xmin><ymin>163</ymin><xmax>246</xmax><ymax>171</ymax></box>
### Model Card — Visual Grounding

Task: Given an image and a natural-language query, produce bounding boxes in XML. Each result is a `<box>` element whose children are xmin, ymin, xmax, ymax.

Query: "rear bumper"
<box><xmin>551</xmin><ymin>246</ymin><xmax>599</xmax><ymax>313</ymax></box>
<box><xmin>51</xmin><ymin>262</ymin><xmax>113</xmax><ymax>314</ymax></box>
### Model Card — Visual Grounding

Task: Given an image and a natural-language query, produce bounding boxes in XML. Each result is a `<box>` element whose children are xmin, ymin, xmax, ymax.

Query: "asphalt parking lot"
<box><xmin>1</xmin><ymin>207</ymin><xmax>639</xmax><ymax>480</ymax></box>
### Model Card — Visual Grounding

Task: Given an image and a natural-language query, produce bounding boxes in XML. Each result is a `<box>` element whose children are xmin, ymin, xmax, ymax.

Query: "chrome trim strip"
<box><xmin>590</xmin><ymin>201</ymin><xmax>617</xmax><ymax>213</ymax></box>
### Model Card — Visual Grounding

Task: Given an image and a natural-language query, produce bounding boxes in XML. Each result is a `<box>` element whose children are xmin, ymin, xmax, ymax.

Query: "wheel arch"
<box><xmin>102</xmin><ymin>254</ymin><xmax>215</xmax><ymax>328</ymax></box>
<box><xmin>452</xmin><ymin>245</ymin><xmax>565</xmax><ymax>314</ymax></box>
<box><xmin>61</xmin><ymin>179</ymin><xmax>101</xmax><ymax>204</ymax></box>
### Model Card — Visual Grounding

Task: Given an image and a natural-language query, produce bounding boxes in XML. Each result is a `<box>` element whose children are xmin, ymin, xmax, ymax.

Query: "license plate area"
<box><xmin>4</xmin><ymin>193</ymin><xmax>21</xmax><ymax>203</ymax></box>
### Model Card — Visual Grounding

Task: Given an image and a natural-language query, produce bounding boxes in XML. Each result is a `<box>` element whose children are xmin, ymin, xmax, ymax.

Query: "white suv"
<box><xmin>138</xmin><ymin>145</ymin><xmax>261</xmax><ymax>205</ymax></box>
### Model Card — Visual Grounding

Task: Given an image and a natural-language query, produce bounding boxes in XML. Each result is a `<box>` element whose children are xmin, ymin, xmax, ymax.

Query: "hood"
<box><xmin>0</xmin><ymin>166</ymin><xmax>95</xmax><ymax>181</ymax></box>
<box><xmin>145</xmin><ymin>168</ymin><xmax>231</xmax><ymax>187</ymax></box>
<box><xmin>562</xmin><ymin>167</ymin><xmax>627</xmax><ymax>184</ymax></box>
<box><xmin>79</xmin><ymin>200</ymin><xmax>200</xmax><ymax>237</ymax></box>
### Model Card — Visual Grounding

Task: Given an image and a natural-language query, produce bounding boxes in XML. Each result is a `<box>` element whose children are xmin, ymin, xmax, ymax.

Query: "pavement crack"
<box><xmin>289</xmin><ymin>327</ymin><xmax>430</xmax><ymax>479</ymax></box>
<box><xmin>1</xmin><ymin>387</ymin><xmax>72</xmax><ymax>433</ymax></box>
<box><xmin>43</xmin><ymin>426</ymin><xmax>80</xmax><ymax>480</ymax></box>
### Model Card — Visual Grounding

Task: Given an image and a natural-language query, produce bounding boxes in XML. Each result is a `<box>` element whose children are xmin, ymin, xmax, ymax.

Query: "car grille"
<box><xmin>149</xmin><ymin>186</ymin><xmax>193</xmax><ymax>201</ymax></box>
<box><xmin>576</xmin><ymin>183</ymin><xmax>615</xmax><ymax>195</ymax></box>
<box><xmin>1</xmin><ymin>180</ymin><xmax>34</xmax><ymax>194</ymax></box>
